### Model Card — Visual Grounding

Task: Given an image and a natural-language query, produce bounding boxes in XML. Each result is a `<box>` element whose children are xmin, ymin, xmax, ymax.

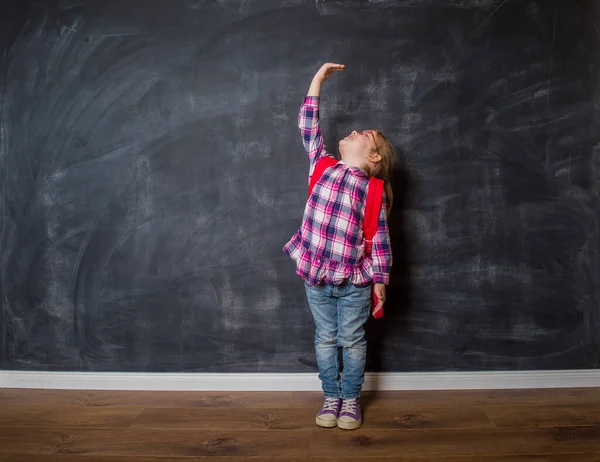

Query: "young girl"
<box><xmin>284</xmin><ymin>63</ymin><xmax>396</xmax><ymax>430</ymax></box>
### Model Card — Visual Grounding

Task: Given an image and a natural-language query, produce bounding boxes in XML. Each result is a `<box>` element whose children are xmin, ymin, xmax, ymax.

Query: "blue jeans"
<box><xmin>304</xmin><ymin>281</ymin><xmax>371</xmax><ymax>399</ymax></box>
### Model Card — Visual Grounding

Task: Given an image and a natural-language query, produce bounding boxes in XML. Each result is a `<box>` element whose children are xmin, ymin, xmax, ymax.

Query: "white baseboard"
<box><xmin>1</xmin><ymin>370</ymin><xmax>599</xmax><ymax>391</ymax></box>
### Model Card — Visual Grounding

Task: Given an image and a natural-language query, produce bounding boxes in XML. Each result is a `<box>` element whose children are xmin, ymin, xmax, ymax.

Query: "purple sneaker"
<box><xmin>338</xmin><ymin>397</ymin><xmax>362</xmax><ymax>430</ymax></box>
<box><xmin>316</xmin><ymin>398</ymin><xmax>342</xmax><ymax>428</ymax></box>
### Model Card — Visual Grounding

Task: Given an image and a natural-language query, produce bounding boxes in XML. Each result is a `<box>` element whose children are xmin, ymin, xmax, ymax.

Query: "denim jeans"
<box><xmin>304</xmin><ymin>280</ymin><xmax>371</xmax><ymax>399</ymax></box>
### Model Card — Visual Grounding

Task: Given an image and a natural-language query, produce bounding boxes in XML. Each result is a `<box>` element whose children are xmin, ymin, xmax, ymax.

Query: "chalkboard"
<box><xmin>1</xmin><ymin>0</ymin><xmax>599</xmax><ymax>372</ymax></box>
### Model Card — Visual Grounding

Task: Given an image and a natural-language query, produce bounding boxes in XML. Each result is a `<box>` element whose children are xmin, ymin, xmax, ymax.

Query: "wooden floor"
<box><xmin>1</xmin><ymin>388</ymin><xmax>600</xmax><ymax>461</ymax></box>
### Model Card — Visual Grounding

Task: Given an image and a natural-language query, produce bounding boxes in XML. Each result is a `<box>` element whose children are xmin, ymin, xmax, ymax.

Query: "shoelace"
<box><xmin>341</xmin><ymin>399</ymin><xmax>358</xmax><ymax>413</ymax></box>
<box><xmin>322</xmin><ymin>398</ymin><xmax>340</xmax><ymax>411</ymax></box>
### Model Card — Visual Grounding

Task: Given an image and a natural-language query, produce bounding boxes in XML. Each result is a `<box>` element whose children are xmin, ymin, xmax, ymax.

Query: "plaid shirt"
<box><xmin>283</xmin><ymin>96</ymin><xmax>392</xmax><ymax>286</ymax></box>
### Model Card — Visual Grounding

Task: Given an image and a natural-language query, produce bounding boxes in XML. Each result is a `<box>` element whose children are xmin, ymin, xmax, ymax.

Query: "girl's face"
<box><xmin>339</xmin><ymin>130</ymin><xmax>380</xmax><ymax>169</ymax></box>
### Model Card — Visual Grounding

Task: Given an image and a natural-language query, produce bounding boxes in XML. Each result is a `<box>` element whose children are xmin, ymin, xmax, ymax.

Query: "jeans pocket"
<box><xmin>352</xmin><ymin>282</ymin><xmax>371</xmax><ymax>289</ymax></box>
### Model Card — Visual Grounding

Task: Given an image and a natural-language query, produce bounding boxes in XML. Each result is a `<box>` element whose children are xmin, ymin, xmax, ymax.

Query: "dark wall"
<box><xmin>1</xmin><ymin>0</ymin><xmax>599</xmax><ymax>372</ymax></box>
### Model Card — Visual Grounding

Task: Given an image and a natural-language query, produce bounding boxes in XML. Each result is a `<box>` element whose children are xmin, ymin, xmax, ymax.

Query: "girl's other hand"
<box><xmin>373</xmin><ymin>283</ymin><xmax>386</xmax><ymax>317</ymax></box>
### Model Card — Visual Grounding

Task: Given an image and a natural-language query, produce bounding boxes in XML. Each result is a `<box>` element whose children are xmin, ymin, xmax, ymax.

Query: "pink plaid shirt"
<box><xmin>283</xmin><ymin>96</ymin><xmax>392</xmax><ymax>286</ymax></box>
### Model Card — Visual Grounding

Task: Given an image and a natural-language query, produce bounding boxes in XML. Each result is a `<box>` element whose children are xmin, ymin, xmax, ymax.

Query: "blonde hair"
<box><xmin>363</xmin><ymin>129</ymin><xmax>397</xmax><ymax>214</ymax></box>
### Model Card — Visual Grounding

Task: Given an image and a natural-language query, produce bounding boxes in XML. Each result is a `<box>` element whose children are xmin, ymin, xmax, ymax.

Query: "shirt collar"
<box><xmin>338</xmin><ymin>160</ymin><xmax>368</xmax><ymax>178</ymax></box>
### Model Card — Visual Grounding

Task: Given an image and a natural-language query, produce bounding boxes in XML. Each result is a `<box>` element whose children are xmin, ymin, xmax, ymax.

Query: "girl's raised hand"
<box><xmin>315</xmin><ymin>63</ymin><xmax>345</xmax><ymax>82</ymax></box>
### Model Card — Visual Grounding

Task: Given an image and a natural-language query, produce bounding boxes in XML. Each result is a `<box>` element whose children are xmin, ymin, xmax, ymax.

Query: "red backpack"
<box><xmin>308</xmin><ymin>156</ymin><xmax>385</xmax><ymax>319</ymax></box>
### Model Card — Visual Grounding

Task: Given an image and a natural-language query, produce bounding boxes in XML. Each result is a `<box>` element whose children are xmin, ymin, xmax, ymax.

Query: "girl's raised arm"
<box><xmin>299</xmin><ymin>63</ymin><xmax>345</xmax><ymax>165</ymax></box>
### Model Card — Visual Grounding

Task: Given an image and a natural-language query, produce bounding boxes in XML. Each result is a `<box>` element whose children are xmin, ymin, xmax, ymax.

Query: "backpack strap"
<box><xmin>308</xmin><ymin>156</ymin><xmax>338</xmax><ymax>196</ymax></box>
<box><xmin>363</xmin><ymin>177</ymin><xmax>384</xmax><ymax>255</ymax></box>
<box><xmin>364</xmin><ymin>176</ymin><xmax>385</xmax><ymax>319</ymax></box>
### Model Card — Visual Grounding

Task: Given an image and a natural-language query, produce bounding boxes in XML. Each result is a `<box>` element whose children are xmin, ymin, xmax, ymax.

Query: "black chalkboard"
<box><xmin>1</xmin><ymin>0</ymin><xmax>599</xmax><ymax>372</ymax></box>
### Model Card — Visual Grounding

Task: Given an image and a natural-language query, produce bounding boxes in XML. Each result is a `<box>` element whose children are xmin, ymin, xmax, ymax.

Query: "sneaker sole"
<box><xmin>316</xmin><ymin>416</ymin><xmax>338</xmax><ymax>428</ymax></box>
<box><xmin>337</xmin><ymin>418</ymin><xmax>363</xmax><ymax>430</ymax></box>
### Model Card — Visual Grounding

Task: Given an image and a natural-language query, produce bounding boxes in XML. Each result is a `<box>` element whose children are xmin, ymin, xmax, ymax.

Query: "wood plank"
<box><xmin>482</xmin><ymin>404</ymin><xmax>600</xmax><ymax>428</ymax></box>
<box><xmin>4</xmin><ymin>458</ymin><xmax>304</xmax><ymax>462</ymax></box>
<box><xmin>5</xmin><ymin>457</ymin><xmax>304</xmax><ymax>462</ymax></box>
<box><xmin>0</xmin><ymin>427</ymin><xmax>310</xmax><ymax>458</ymax></box>
<box><xmin>308</xmin><ymin>459</ymin><xmax>428</xmax><ymax>462</ymax></box>
<box><xmin>309</xmin><ymin>426</ymin><xmax>600</xmax><ymax>458</ymax></box>
<box><xmin>362</xmin><ymin>405</ymin><xmax>494</xmax><ymax>429</ymax></box>
<box><xmin>4</xmin><ymin>388</ymin><xmax>599</xmax><ymax>409</ymax></box>
<box><xmin>6</xmin><ymin>458</ymin><xmax>207</xmax><ymax>462</ymax></box>
<box><xmin>4</xmin><ymin>456</ymin><xmax>429</xmax><ymax>462</ymax></box>
<box><xmin>131</xmin><ymin>405</ymin><xmax>494</xmax><ymax>431</ymax></box>
<box><xmin>431</xmin><ymin>455</ymin><xmax>600</xmax><ymax>462</ymax></box>
<box><xmin>290</xmin><ymin>388</ymin><xmax>600</xmax><ymax>409</ymax></box>
<box><xmin>131</xmin><ymin>407</ymin><xmax>315</xmax><ymax>430</ymax></box>
<box><xmin>0</xmin><ymin>389</ymin><xmax>291</xmax><ymax>408</ymax></box>
<box><xmin>5</xmin><ymin>456</ymin><xmax>600</xmax><ymax>462</ymax></box>
<box><xmin>0</xmin><ymin>405</ymin><xmax>144</xmax><ymax>428</ymax></box>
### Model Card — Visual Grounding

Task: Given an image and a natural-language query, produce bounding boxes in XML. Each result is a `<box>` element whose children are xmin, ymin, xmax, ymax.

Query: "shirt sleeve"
<box><xmin>371</xmin><ymin>191</ymin><xmax>392</xmax><ymax>285</ymax></box>
<box><xmin>298</xmin><ymin>96</ymin><xmax>326</xmax><ymax>167</ymax></box>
